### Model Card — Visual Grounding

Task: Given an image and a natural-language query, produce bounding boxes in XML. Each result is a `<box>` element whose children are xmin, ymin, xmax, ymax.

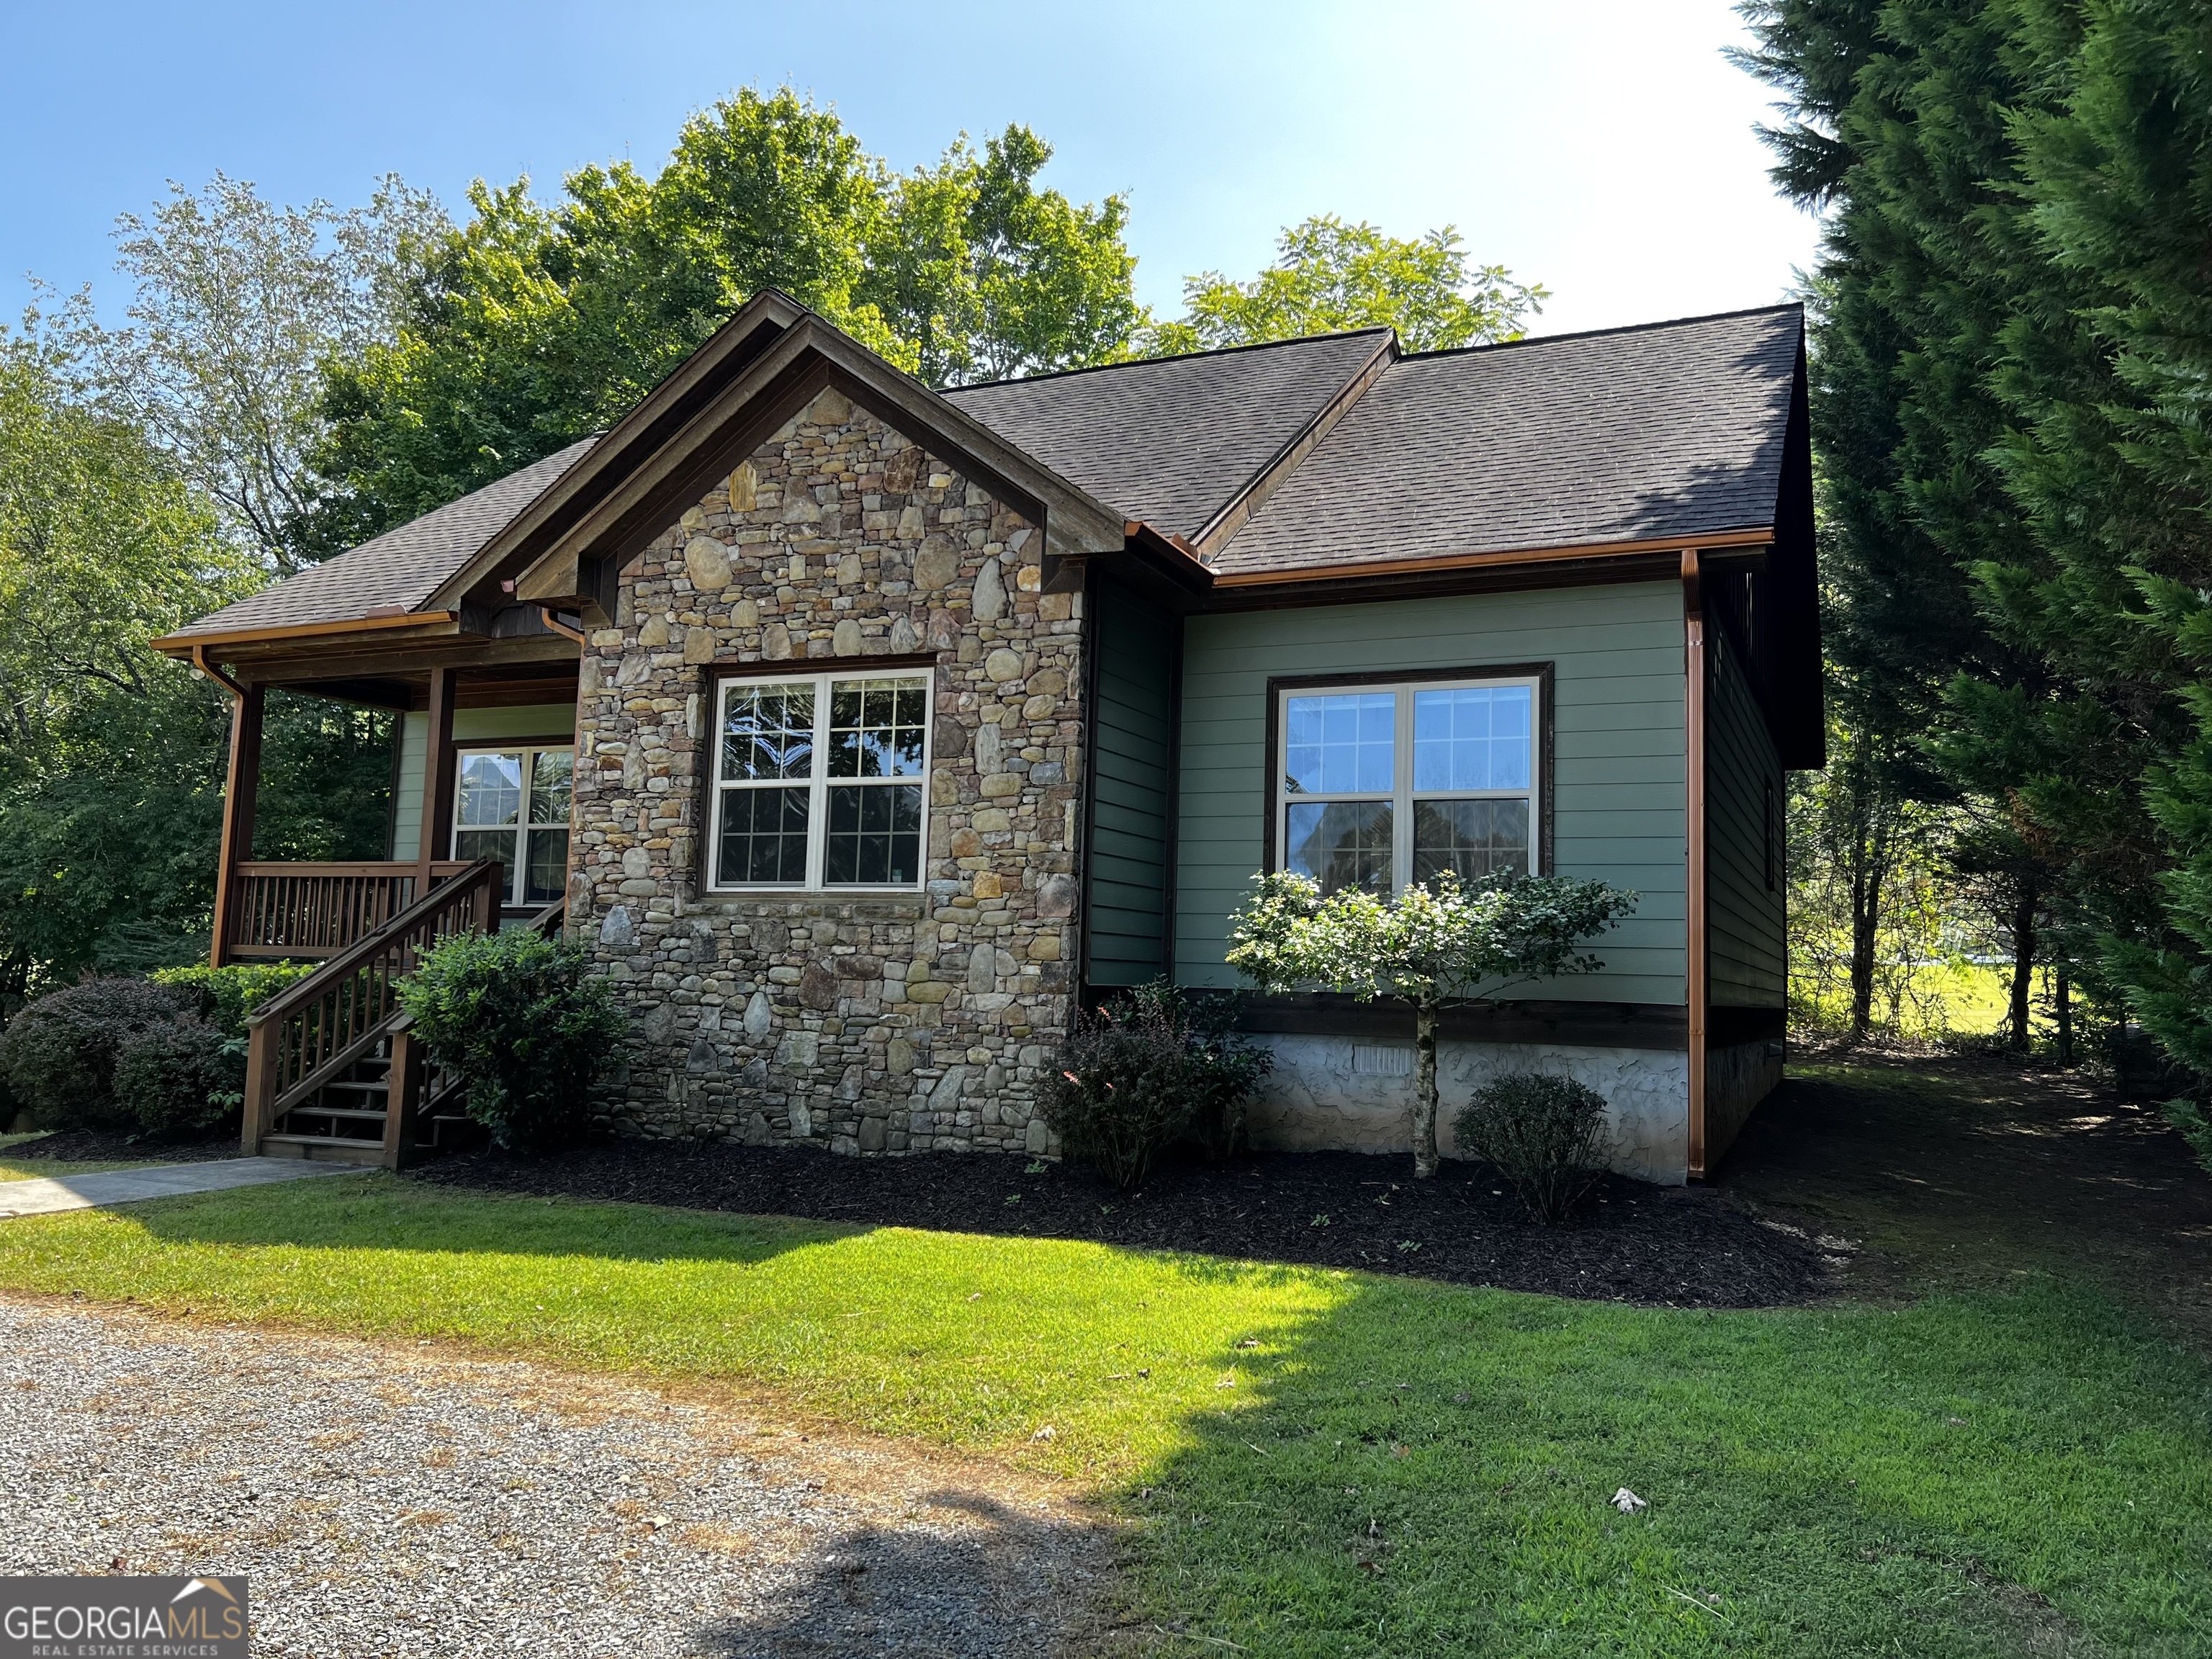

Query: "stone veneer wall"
<box><xmin>571</xmin><ymin>386</ymin><xmax>1084</xmax><ymax>1154</ymax></box>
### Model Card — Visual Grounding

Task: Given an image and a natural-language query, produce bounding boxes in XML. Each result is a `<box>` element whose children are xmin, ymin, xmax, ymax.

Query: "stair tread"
<box><xmin>284</xmin><ymin>1106</ymin><xmax>389</xmax><ymax>1122</ymax></box>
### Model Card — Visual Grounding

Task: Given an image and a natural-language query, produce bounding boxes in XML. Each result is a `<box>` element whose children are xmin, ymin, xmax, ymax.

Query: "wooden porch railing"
<box><xmin>240</xmin><ymin>858</ymin><xmax>503</xmax><ymax>1159</ymax></box>
<box><xmin>227</xmin><ymin>860</ymin><xmax>472</xmax><ymax>959</ymax></box>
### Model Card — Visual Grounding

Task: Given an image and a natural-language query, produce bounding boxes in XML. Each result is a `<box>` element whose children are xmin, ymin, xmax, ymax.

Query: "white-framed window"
<box><xmin>451</xmin><ymin>745</ymin><xmax>575</xmax><ymax>906</ymax></box>
<box><xmin>1275</xmin><ymin>674</ymin><xmax>1539</xmax><ymax>896</ymax></box>
<box><xmin>709</xmin><ymin>670</ymin><xmax>933</xmax><ymax>890</ymax></box>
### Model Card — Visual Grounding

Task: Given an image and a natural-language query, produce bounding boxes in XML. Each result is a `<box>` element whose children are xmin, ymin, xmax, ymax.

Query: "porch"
<box><xmin>156</xmin><ymin>616</ymin><xmax>585</xmax><ymax>1164</ymax></box>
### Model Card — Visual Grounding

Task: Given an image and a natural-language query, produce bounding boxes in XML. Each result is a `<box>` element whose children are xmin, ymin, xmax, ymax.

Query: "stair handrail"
<box><xmin>240</xmin><ymin>858</ymin><xmax>504</xmax><ymax>1156</ymax></box>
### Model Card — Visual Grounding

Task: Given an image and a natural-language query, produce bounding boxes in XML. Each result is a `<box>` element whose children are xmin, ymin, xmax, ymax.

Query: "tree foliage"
<box><xmin>315</xmin><ymin>90</ymin><xmax>1142</xmax><ymax>540</ymax></box>
<box><xmin>42</xmin><ymin>174</ymin><xmax>444</xmax><ymax>574</ymax></box>
<box><xmin>1141</xmin><ymin>215</ymin><xmax>1545</xmax><ymax>356</ymax></box>
<box><xmin>1736</xmin><ymin>0</ymin><xmax>2212</xmax><ymax>1099</ymax></box>
<box><xmin>1226</xmin><ymin>871</ymin><xmax>1633</xmax><ymax>1177</ymax></box>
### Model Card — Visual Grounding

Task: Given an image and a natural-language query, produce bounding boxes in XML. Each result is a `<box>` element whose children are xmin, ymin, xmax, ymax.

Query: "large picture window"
<box><xmin>1275</xmin><ymin>674</ymin><xmax>1540</xmax><ymax>896</ymax></box>
<box><xmin>710</xmin><ymin>671</ymin><xmax>932</xmax><ymax>890</ymax></box>
<box><xmin>451</xmin><ymin>745</ymin><xmax>574</xmax><ymax>906</ymax></box>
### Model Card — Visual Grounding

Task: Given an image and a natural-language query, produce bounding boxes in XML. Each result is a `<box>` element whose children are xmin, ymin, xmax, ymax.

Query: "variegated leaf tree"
<box><xmin>1225</xmin><ymin>871</ymin><xmax>1636</xmax><ymax>1177</ymax></box>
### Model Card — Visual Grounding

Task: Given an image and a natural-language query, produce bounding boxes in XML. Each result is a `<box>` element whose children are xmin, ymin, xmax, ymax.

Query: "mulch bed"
<box><xmin>1</xmin><ymin>1130</ymin><xmax>240</xmax><ymax>1165</ymax></box>
<box><xmin>413</xmin><ymin>1141</ymin><xmax>1834</xmax><ymax>1308</ymax></box>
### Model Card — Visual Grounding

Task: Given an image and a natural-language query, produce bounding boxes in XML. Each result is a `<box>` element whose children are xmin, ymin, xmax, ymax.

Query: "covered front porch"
<box><xmin>156</xmin><ymin>616</ymin><xmax>585</xmax><ymax>1164</ymax></box>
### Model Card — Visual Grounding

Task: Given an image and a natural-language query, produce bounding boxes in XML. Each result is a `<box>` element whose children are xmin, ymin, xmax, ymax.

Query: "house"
<box><xmin>153</xmin><ymin>289</ymin><xmax>1817</xmax><ymax>1185</ymax></box>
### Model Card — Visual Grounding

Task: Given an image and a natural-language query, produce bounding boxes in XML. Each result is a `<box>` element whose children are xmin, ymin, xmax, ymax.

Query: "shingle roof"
<box><xmin>943</xmin><ymin>329</ymin><xmax>1390</xmax><ymax>537</ymax></box>
<box><xmin>1212</xmin><ymin>307</ymin><xmax>1802</xmax><ymax>576</ymax></box>
<box><xmin>184</xmin><ymin>438</ymin><xmax>598</xmax><ymax>634</ymax></box>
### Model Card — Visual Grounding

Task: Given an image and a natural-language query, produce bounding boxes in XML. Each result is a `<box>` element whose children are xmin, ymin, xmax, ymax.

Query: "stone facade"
<box><xmin>570</xmin><ymin>386</ymin><xmax>1084</xmax><ymax>1154</ymax></box>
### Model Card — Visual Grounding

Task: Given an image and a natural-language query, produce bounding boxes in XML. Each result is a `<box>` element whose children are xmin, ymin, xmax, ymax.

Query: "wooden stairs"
<box><xmin>240</xmin><ymin>859</ymin><xmax>563</xmax><ymax>1169</ymax></box>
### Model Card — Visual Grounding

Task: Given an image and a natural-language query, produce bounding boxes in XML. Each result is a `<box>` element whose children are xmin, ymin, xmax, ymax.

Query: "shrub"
<box><xmin>0</xmin><ymin>979</ymin><xmax>195</xmax><ymax>1133</ymax></box>
<box><xmin>112</xmin><ymin>1020</ymin><xmax>246</xmax><ymax>1137</ymax></box>
<box><xmin>152</xmin><ymin>962</ymin><xmax>318</xmax><ymax>1037</ymax></box>
<box><xmin>2164</xmin><ymin>1098</ymin><xmax>2212</xmax><ymax>1177</ymax></box>
<box><xmin>1043</xmin><ymin>980</ymin><xmax>1271</xmax><ymax>1191</ymax></box>
<box><xmin>1453</xmin><ymin>1072</ymin><xmax>1612</xmax><ymax>1223</ymax></box>
<box><xmin>395</xmin><ymin>930</ymin><xmax>627</xmax><ymax>1153</ymax></box>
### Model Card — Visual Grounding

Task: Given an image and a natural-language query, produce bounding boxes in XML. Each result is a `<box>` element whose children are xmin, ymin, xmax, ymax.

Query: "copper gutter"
<box><xmin>1682</xmin><ymin>548</ymin><xmax>1708</xmax><ymax>1180</ymax></box>
<box><xmin>1209</xmin><ymin>527</ymin><xmax>1772</xmax><ymax>590</ymax></box>
<box><xmin>150</xmin><ymin>610</ymin><xmax>464</xmax><ymax>657</ymax></box>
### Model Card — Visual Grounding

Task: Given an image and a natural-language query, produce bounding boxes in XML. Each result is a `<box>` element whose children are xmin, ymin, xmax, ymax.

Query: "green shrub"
<box><xmin>112</xmin><ymin>1021</ymin><xmax>245</xmax><ymax>1137</ymax></box>
<box><xmin>0</xmin><ymin>979</ymin><xmax>197</xmax><ymax>1133</ymax></box>
<box><xmin>2164</xmin><ymin>1098</ymin><xmax>2212</xmax><ymax>1177</ymax></box>
<box><xmin>151</xmin><ymin>962</ymin><xmax>318</xmax><ymax>1037</ymax></box>
<box><xmin>1043</xmin><ymin>980</ymin><xmax>1271</xmax><ymax>1192</ymax></box>
<box><xmin>1453</xmin><ymin>1072</ymin><xmax>1612</xmax><ymax>1223</ymax></box>
<box><xmin>395</xmin><ymin>930</ymin><xmax>626</xmax><ymax>1153</ymax></box>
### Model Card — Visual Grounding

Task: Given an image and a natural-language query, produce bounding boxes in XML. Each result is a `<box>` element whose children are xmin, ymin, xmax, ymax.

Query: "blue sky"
<box><xmin>2</xmin><ymin>0</ymin><xmax>1823</xmax><ymax>341</ymax></box>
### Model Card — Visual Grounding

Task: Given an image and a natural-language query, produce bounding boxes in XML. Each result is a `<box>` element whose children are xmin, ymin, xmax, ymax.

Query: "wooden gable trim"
<box><xmin>492</xmin><ymin>306</ymin><xmax>1128</xmax><ymax>616</ymax></box>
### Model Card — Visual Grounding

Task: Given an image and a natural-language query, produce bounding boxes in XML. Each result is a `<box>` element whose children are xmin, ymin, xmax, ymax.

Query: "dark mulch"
<box><xmin>411</xmin><ymin>1141</ymin><xmax>1834</xmax><ymax>1308</ymax></box>
<box><xmin>1</xmin><ymin>1129</ymin><xmax>240</xmax><ymax>1165</ymax></box>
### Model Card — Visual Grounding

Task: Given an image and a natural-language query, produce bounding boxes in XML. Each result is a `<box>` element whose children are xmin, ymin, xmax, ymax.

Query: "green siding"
<box><xmin>390</xmin><ymin>703</ymin><xmax>577</xmax><ymax>861</ymax></box>
<box><xmin>1706</xmin><ymin>632</ymin><xmax>1786</xmax><ymax>1005</ymax></box>
<box><xmin>1085</xmin><ymin>581</ymin><xmax>1177</xmax><ymax>986</ymax></box>
<box><xmin>1174</xmin><ymin>583</ymin><xmax>1687</xmax><ymax>1003</ymax></box>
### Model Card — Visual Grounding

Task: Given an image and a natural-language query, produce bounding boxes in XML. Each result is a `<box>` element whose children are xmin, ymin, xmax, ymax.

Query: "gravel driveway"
<box><xmin>0</xmin><ymin>1295</ymin><xmax>1110</xmax><ymax>1657</ymax></box>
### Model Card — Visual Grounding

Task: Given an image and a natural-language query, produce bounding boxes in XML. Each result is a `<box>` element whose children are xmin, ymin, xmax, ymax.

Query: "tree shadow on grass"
<box><xmin>1102</xmin><ymin>1266</ymin><xmax>2212</xmax><ymax>1658</ymax></box>
<box><xmin>107</xmin><ymin>1172</ymin><xmax>865</xmax><ymax>1269</ymax></box>
<box><xmin>696</xmin><ymin>1490</ymin><xmax>1112</xmax><ymax>1659</ymax></box>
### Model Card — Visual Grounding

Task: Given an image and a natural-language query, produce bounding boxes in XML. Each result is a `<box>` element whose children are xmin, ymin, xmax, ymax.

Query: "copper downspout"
<box><xmin>1682</xmin><ymin>549</ymin><xmax>1709</xmax><ymax>1181</ymax></box>
<box><xmin>537</xmin><ymin>606</ymin><xmax>589</xmax><ymax>647</ymax></box>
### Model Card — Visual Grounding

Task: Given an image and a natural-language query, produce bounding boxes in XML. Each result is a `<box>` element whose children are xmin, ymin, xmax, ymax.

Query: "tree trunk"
<box><xmin>1413</xmin><ymin>998</ymin><xmax>1439</xmax><ymax>1178</ymax></box>
<box><xmin>2008</xmin><ymin>889</ymin><xmax>2038</xmax><ymax>1053</ymax></box>
<box><xmin>2055</xmin><ymin>968</ymin><xmax>2073</xmax><ymax>1067</ymax></box>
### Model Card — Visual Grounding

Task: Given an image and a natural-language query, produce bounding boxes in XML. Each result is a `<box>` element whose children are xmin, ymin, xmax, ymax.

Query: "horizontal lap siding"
<box><xmin>1706</xmin><ymin>635</ymin><xmax>1786</xmax><ymax>1005</ymax></box>
<box><xmin>1085</xmin><ymin>582</ymin><xmax>1176</xmax><ymax>985</ymax></box>
<box><xmin>1175</xmin><ymin>583</ymin><xmax>1687</xmax><ymax>1003</ymax></box>
<box><xmin>389</xmin><ymin>703</ymin><xmax>578</xmax><ymax>862</ymax></box>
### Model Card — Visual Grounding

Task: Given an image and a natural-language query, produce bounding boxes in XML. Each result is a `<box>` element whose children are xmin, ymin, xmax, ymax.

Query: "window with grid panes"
<box><xmin>1277</xmin><ymin>675</ymin><xmax>1538</xmax><ymax>896</ymax></box>
<box><xmin>709</xmin><ymin>671</ymin><xmax>932</xmax><ymax>889</ymax></box>
<box><xmin>451</xmin><ymin>745</ymin><xmax>575</xmax><ymax>905</ymax></box>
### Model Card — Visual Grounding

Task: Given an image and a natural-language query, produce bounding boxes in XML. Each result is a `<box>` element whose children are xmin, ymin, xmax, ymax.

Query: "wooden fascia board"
<box><xmin>513</xmin><ymin>323</ymin><xmax>1128</xmax><ymax>605</ymax></box>
<box><xmin>425</xmin><ymin>289</ymin><xmax>809</xmax><ymax>612</ymax></box>
<box><xmin>152</xmin><ymin>611</ymin><xmax>464</xmax><ymax>660</ymax></box>
<box><xmin>1190</xmin><ymin>331</ymin><xmax>1398</xmax><ymax>559</ymax></box>
<box><xmin>200</xmin><ymin>632</ymin><xmax>578</xmax><ymax>687</ymax></box>
<box><xmin>1205</xmin><ymin>526</ymin><xmax>1776</xmax><ymax>590</ymax></box>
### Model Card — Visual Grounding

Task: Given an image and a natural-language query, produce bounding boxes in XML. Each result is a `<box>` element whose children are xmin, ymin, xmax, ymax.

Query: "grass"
<box><xmin>0</xmin><ymin>1173</ymin><xmax>2206</xmax><ymax>1655</ymax></box>
<box><xmin>0</xmin><ymin>1130</ymin><xmax>161</xmax><ymax>1181</ymax></box>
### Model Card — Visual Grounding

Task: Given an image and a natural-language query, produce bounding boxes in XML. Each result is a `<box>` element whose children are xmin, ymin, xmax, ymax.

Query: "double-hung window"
<box><xmin>451</xmin><ymin>746</ymin><xmax>574</xmax><ymax>906</ymax></box>
<box><xmin>709</xmin><ymin>671</ymin><xmax>932</xmax><ymax>890</ymax></box>
<box><xmin>1277</xmin><ymin>675</ymin><xmax>1539</xmax><ymax>895</ymax></box>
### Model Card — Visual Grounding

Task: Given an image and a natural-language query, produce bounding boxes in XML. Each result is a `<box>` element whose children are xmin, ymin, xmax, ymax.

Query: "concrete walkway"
<box><xmin>0</xmin><ymin>1158</ymin><xmax>358</xmax><ymax>1218</ymax></box>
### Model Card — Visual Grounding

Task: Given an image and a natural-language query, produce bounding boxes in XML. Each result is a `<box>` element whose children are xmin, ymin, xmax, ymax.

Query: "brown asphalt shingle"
<box><xmin>176</xmin><ymin>307</ymin><xmax>1801</xmax><ymax>635</ymax></box>
<box><xmin>183</xmin><ymin>438</ymin><xmax>598</xmax><ymax>634</ymax></box>
<box><xmin>1213</xmin><ymin>307</ymin><xmax>1802</xmax><ymax>575</ymax></box>
<box><xmin>943</xmin><ymin>329</ymin><xmax>1390</xmax><ymax>537</ymax></box>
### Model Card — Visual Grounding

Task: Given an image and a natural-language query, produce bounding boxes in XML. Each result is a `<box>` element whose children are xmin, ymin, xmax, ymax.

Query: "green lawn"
<box><xmin>0</xmin><ymin>1173</ymin><xmax>2203</xmax><ymax>1655</ymax></box>
<box><xmin>0</xmin><ymin>1130</ymin><xmax>161</xmax><ymax>1181</ymax></box>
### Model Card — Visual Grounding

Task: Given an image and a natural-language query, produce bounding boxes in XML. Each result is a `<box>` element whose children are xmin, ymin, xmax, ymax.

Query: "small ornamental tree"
<box><xmin>1226</xmin><ymin>871</ymin><xmax>1636</xmax><ymax>1177</ymax></box>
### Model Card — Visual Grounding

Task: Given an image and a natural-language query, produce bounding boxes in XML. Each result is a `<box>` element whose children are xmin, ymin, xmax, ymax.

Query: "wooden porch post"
<box><xmin>210</xmin><ymin>680</ymin><xmax>265</xmax><ymax>968</ymax></box>
<box><xmin>416</xmin><ymin>666</ymin><xmax>459</xmax><ymax>898</ymax></box>
<box><xmin>1682</xmin><ymin>548</ymin><xmax>1709</xmax><ymax>1180</ymax></box>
